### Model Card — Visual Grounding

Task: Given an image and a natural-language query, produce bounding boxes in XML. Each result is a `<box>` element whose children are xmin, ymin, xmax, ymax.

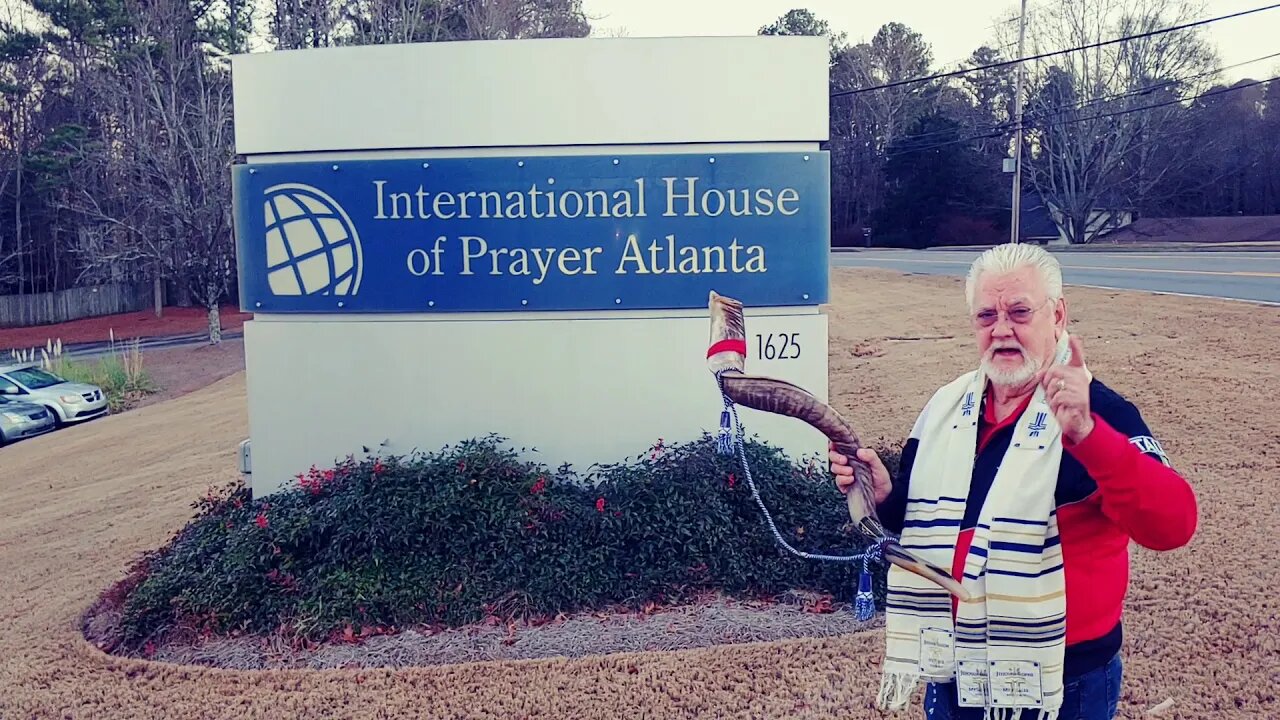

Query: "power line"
<box><xmin>885</xmin><ymin>49</ymin><xmax>1280</xmax><ymax>148</ymax></box>
<box><xmin>853</xmin><ymin>72</ymin><xmax>1277</xmax><ymax>161</ymax></box>
<box><xmin>1068</xmin><ymin>50</ymin><xmax>1280</xmax><ymax>109</ymax></box>
<box><xmin>879</xmin><ymin>73</ymin><xmax>1279</xmax><ymax>158</ymax></box>
<box><xmin>830</xmin><ymin>2</ymin><xmax>1280</xmax><ymax>98</ymax></box>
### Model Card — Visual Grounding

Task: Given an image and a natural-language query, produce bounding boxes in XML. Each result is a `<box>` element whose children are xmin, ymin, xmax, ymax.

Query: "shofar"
<box><xmin>706</xmin><ymin>290</ymin><xmax>969</xmax><ymax>601</ymax></box>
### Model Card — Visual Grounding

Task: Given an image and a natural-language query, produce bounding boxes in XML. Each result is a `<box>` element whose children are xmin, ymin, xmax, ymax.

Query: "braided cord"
<box><xmin>716</xmin><ymin>370</ymin><xmax>874</xmax><ymax>563</ymax></box>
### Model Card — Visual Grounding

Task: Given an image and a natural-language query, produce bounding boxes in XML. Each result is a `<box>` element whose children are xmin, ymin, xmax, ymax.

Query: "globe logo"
<box><xmin>262</xmin><ymin>183</ymin><xmax>363</xmax><ymax>296</ymax></box>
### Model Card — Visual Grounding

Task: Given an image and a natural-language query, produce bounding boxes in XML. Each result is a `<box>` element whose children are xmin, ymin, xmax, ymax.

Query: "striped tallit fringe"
<box><xmin>984</xmin><ymin>709</ymin><xmax>1060</xmax><ymax>720</ymax></box>
<box><xmin>875</xmin><ymin>332</ymin><xmax>1076</xmax><ymax>717</ymax></box>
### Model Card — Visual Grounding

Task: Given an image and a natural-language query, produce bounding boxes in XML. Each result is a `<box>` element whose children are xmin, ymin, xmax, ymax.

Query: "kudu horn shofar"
<box><xmin>705</xmin><ymin>290</ymin><xmax>970</xmax><ymax>606</ymax></box>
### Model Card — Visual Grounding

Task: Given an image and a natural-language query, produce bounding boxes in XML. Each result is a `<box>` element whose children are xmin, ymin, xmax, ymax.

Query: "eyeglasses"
<box><xmin>972</xmin><ymin>299</ymin><xmax>1051</xmax><ymax>328</ymax></box>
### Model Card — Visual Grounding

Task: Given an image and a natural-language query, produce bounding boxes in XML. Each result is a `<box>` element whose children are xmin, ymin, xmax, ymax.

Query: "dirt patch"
<box><xmin>0</xmin><ymin>268</ymin><xmax>1275</xmax><ymax>719</ymax></box>
<box><xmin>132</xmin><ymin>339</ymin><xmax>247</xmax><ymax>410</ymax></box>
<box><xmin>0</xmin><ymin>304</ymin><xmax>252</xmax><ymax>351</ymax></box>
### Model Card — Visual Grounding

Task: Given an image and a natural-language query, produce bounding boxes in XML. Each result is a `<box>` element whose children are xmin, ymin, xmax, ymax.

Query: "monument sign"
<box><xmin>230</xmin><ymin>36</ymin><xmax>833</xmax><ymax>496</ymax></box>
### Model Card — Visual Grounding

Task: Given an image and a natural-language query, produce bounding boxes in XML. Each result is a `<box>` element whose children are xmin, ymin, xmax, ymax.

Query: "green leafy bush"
<box><xmin>111</xmin><ymin>434</ymin><xmax>901</xmax><ymax>652</ymax></box>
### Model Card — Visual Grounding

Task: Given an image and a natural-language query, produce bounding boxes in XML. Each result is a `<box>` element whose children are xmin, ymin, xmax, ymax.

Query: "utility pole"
<box><xmin>1010</xmin><ymin>0</ymin><xmax>1028</xmax><ymax>244</ymax></box>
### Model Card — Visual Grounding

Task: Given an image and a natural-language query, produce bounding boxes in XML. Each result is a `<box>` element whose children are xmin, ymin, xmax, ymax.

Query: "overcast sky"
<box><xmin>580</xmin><ymin>0</ymin><xmax>1280</xmax><ymax>82</ymax></box>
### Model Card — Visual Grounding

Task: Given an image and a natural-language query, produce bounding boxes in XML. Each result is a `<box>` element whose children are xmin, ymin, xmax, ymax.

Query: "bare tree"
<box><xmin>0</xmin><ymin>6</ymin><xmax>49</xmax><ymax>294</ymax></box>
<box><xmin>460</xmin><ymin>0</ymin><xmax>589</xmax><ymax>39</ymax></box>
<box><xmin>331</xmin><ymin>0</ymin><xmax>589</xmax><ymax>45</ymax></box>
<box><xmin>826</xmin><ymin>22</ymin><xmax>937</xmax><ymax>242</ymax></box>
<box><xmin>1009</xmin><ymin>0</ymin><xmax>1219</xmax><ymax>243</ymax></box>
<box><xmin>271</xmin><ymin>0</ymin><xmax>342</xmax><ymax>49</ymax></box>
<box><xmin>336</xmin><ymin>0</ymin><xmax>459</xmax><ymax>45</ymax></box>
<box><xmin>66</xmin><ymin>0</ymin><xmax>238</xmax><ymax>342</ymax></box>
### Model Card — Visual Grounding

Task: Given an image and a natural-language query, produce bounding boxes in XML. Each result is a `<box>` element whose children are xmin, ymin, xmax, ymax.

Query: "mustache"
<box><xmin>986</xmin><ymin>341</ymin><xmax>1026</xmax><ymax>356</ymax></box>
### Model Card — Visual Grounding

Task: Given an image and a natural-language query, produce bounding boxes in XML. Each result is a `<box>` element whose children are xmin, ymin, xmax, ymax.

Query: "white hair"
<box><xmin>964</xmin><ymin>242</ymin><xmax>1063</xmax><ymax>311</ymax></box>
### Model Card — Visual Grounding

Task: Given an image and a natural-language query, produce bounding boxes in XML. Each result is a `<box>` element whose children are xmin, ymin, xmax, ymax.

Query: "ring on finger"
<box><xmin>1056</xmin><ymin>379</ymin><xmax>1066</xmax><ymax>391</ymax></box>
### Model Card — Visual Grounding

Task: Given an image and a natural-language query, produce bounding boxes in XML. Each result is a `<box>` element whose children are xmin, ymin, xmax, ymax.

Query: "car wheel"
<box><xmin>44</xmin><ymin>406</ymin><xmax>64</xmax><ymax>428</ymax></box>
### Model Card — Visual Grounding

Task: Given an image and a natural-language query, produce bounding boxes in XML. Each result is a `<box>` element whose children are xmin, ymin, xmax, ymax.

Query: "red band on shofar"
<box><xmin>707</xmin><ymin>339</ymin><xmax>748</xmax><ymax>358</ymax></box>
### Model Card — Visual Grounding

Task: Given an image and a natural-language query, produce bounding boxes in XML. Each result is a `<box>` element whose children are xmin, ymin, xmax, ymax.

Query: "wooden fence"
<box><xmin>0</xmin><ymin>282</ymin><xmax>153</xmax><ymax>329</ymax></box>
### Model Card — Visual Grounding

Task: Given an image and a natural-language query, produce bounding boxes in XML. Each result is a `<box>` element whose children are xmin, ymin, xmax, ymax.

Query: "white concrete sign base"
<box><xmin>244</xmin><ymin>309</ymin><xmax>829</xmax><ymax>495</ymax></box>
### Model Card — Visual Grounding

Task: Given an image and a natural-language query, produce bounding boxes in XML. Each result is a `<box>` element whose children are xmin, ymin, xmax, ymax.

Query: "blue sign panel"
<box><xmin>232</xmin><ymin>152</ymin><xmax>829</xmax><ymax>313</ymax></box>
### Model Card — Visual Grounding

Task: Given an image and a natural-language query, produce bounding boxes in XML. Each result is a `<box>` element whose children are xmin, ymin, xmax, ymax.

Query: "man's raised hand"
<box><xmin>829</xmin><ymin>442</ymin><xmax>893</xmax><ymax>505</ymax></box>
<box><xmin>1043</xmin><ymin>334</ymin><xmax>1095</xmax><ymax>444</ymax></box>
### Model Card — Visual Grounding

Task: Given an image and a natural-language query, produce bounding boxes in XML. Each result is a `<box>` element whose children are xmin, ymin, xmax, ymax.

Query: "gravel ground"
<box><xmin>143</xmin><ymin>595</ymin><xmax>878</xmax><ymax>671</ymax></box>
<box><xmin>0</xmin><ymin>267</ymin><xmax>1275</xmax><ymax>720</ymax></box>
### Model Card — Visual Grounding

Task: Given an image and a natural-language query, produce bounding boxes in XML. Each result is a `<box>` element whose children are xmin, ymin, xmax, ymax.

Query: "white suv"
<box><xmin>0</xmin><ymin>362</ymin><xmax>109</xmax><ymax>427</ymax></box>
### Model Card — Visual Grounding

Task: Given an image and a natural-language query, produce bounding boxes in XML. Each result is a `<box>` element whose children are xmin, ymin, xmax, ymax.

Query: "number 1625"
<box><xmin>756</xmin><ymin>333</ymin><xmax>800</xmax><ymax>360</ymax></box>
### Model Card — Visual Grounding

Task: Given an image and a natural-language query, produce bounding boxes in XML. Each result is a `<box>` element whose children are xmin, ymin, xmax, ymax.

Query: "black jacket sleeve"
<box><xmin>876</xmin><ymin>437</ymin><xmax>916</xmax><ymax>535</ymax></box>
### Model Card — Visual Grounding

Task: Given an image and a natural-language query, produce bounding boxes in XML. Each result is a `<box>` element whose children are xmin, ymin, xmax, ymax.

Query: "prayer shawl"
<box><xmin>878</xmin><ymin>332</ymin><xmax>1080</xmax><ymax>720</ymax></box>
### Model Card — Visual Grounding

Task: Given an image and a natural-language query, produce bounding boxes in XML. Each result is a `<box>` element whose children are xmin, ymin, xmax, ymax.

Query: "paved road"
<box><xmin>4</xmin><ymin>248</ymin><xmax>1272</xmax><ymax>358</ymax></box>
<box><xmin>831</xmin><ymin>249</ymin><xmax>1280</xmax><ymax>305</ymax></box>
<box><xmin>2</xmin><ymin>330</ymin><xmax>243</xmax><ymax>359</ymax></box>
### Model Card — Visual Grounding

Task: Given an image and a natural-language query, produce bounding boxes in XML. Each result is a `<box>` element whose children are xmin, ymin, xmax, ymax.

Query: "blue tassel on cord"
<box><xmin>716</xmin><ymin>408</ymin><xmax>735</xmax><ymax>455</ymax></box>
<box><xmin>854</xmin><ymin>565</ymin><xmax>876</xmax><ymax>621</ymax></box>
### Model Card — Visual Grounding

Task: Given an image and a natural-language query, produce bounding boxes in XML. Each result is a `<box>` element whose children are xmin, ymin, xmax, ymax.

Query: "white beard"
<box><xmin>981</xmin><ymin>345</ymin><xmax>1043</xmax><ymax>387</ymax></box>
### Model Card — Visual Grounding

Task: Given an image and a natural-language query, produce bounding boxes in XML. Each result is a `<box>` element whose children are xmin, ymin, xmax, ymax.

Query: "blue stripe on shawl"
<box><xmin>989</xmin><ymin>536</ymin><xmax>1061</xmax><ymax>554</ymax></box>
<box><xmin>887</xmin><ymin>601</ymin><xmax>955</xmax><ymax>613</ymax></box>
<box><xmin>988</xmin><ymin>562</ymin><xmax>1064</xmax><ymax>579</ymax></box>
<box><xmin>992</xmin><ymin>517</ymin><xmax>1050</xmax><ymax>526</ymax></box>
<box><xmin>902</xmin><ymin>517</ymin><xmax>964</xmax><ymax>529</ymax></box>
<box><xmin>988</xmin><ymin>631</ymin><xmax>1066</xmax><ymax>644</ymax></box>
<box><xmin>906</xmin><ymin>496</ymin><xmax>968</xmax><ymax>505</ymax></box>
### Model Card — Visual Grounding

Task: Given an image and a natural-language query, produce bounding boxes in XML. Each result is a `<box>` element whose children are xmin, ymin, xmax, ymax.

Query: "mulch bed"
<box><xmin>0</xmin><ymin>305</ymin><xmax>252</xmax><ymax>351</ymax></box>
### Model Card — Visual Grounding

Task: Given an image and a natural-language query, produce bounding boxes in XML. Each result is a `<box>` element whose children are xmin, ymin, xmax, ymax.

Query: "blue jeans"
<box><xmin>923</xmin><ymin>653</ymin><xmax>1123</xmax><ymax>719</ymax></box>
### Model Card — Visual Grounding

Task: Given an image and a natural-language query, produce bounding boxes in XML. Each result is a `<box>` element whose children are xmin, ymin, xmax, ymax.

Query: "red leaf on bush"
<box><xmin>596</xmin><ymin>498</ymin><xmax>606</xmax><ymax>512</ymax></box>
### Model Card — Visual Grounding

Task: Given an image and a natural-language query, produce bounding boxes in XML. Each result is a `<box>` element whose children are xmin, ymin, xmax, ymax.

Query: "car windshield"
<box><xmin>7</xmin><ymin>367</ymin><xmax>66</xmax><ymax>389</ymax></box>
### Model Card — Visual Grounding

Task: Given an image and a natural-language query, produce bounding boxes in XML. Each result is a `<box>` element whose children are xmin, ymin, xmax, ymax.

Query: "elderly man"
<box><xmin>829</xmin><ymin>243</ymin><xmax>1197</xmax><ymax>720</ymax></box>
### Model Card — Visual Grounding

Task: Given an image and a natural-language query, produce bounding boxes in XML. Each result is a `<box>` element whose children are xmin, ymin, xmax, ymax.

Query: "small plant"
<box><xmin>105</xmin><ymin>434</ymin><xmax>902</xmax><ymax>654</ymax></box>
<box><xmin>8</xmin><ymin>333</ymin><xmax>157</xmax><ymax>412</ymax></box>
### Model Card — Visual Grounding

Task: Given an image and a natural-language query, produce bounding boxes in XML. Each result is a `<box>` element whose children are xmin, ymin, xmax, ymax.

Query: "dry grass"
<box><xmin>0</xmin><ymin>267</ymin><xmax>1276</xmax><ymax>720</ymax></box>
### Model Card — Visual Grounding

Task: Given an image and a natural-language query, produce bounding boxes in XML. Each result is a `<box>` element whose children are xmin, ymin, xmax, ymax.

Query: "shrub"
<box><xmin>9</xmin><ymin>336</ymin><xmax>156</xmax><ymax>412</ymax></box>
<box><xmin>111</xmin><ymin>434</ymin><xmax>902</xmax><ymax>653</ymax></box>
